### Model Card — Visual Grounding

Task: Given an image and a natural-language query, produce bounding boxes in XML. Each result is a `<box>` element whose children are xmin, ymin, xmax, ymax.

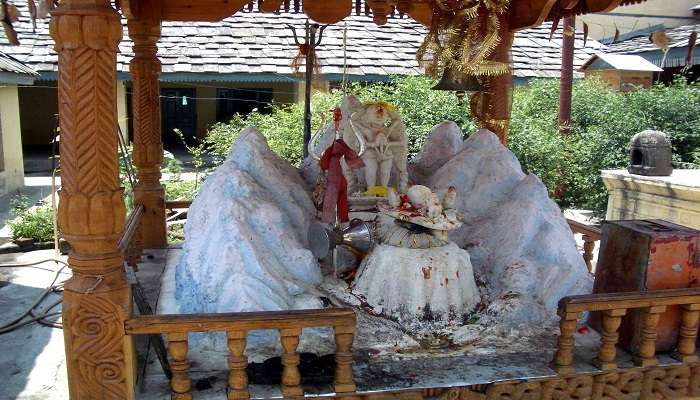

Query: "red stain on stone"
<box><xmin>456</xmin><ymin>271</ymin><xmax>460</xmax><ymax>278</ymax></box>
<box><xmin>422</xmin><ymin>266</ymin><xmax>432</xmax><ymax>279</ymax></box>
<box><xmin>445</xmin><ymin>278</ymin><xmax>449</xmax><ymax>285</ymax></box>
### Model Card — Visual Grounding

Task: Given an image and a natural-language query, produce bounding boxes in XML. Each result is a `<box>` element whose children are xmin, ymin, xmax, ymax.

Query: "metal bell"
<box><xmin>432</xmin><ymin>67</ymin><xmax>482</xmax><ymax>103</ymax></box>
<box><xmin>308</xmin><ymin>219</ymin><xmax>375</xmax><ymax>259</ymax></box>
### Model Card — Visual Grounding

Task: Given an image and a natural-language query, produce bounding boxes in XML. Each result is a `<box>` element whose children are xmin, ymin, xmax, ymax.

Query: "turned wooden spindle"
<box><xmin>168</xmin><ymin>332</ymin><xmax>192</xmax><ymax>400</ymax></box>
<box><xmin>635</xmin><ymin>306</ymin><xmax>666</xmax><ymax>367</ymax></box>
<box><xmin>334</xmin><ymin>325</ymin><xmax>357</xmax><ymax>393</ymax></box>
<box><xmin>581</xmin><ymin>234</ymin><xmax>595</xmax><ymax>273</ymax></box>
<box><xmin>675</xmin><ymin>304</ymin><xmax>700</xmax><ymax>363</ymax></box>
<box><xmin>280</xmin><ymin>328</ymin><xmax>303</xmax><ymax>397</ymax></box>
<box><xmin>553</xmin><ymin>311</ymin><xmax>579</xmax><ymax>375</ymax></box>
<box><xmin>595</xmin><ymin>309</ymin><xmax>626</xmax><ymax>370</ymax></box>
<box><xmin>227</xmin><ymin>330</ymin><xmax>250</xmax><ymax>400</ymax></box>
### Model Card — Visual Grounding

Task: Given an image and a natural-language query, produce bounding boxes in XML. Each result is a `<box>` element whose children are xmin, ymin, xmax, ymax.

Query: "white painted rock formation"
<box><xmin>409</xmin><ymin>121</ymin><xmax>465</xmax><ymax>184</ymax></box>
<box><xmin>174</xmin><ymin>127</ymin><xmax>323</xmax><ymax>315</ymax></box>
<box><xmin>352</xmin><ymin>241</ymin><xmax>480</xmax><ymax>331</ymax></box>
<box><xmin>420</xmin><ymin>128</ymin><xmax>593</xmax><ymax>326</ymax></box>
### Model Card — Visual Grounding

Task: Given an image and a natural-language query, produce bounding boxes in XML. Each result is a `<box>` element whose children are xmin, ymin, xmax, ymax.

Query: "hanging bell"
<box><xmin>432</xmin><ymin>67</ymin><xmax>483</xmax><ymax>103</ymax></box>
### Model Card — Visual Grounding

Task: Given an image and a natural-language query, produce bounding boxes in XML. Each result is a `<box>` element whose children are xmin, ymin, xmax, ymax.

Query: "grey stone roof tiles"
<box><xmin>0</xmin><ymin>3</ymin><xmax>603</xmax><ymax>81</ymax></box>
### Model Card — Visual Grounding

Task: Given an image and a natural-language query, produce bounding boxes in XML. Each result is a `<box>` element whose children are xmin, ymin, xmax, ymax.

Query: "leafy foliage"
<box><xmin>509</xmin><ymin>77</ymin><xmax>700</xmax><ymax>214</ymax></box>
<box><xmin>8</xmin><ymin>195</ymin><xmax>57</xmax><ymax>242</ymax></box>
<box><xmin>192</xmin><ymin>75</ymin><xmax>700</xmax><ymax>217</ymax></box>
<box><xmin>201</xmin><ymin>76</ymin><xmax>475</xmax><ymax>166</ymax></box>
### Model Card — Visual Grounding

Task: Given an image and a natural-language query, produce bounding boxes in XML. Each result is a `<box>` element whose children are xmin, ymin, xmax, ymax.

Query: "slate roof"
<box><xmin>580</xmin><ymin>53</ymin><xmax>663</xmax><ymax>72</ymax></box>
<box><xmin>607</xmin><ymin>24</ymin><xmax>700</xmax><ymax>68</ymax></box>
<box><xmin>0</xmin><ymin>3</ymin><xmax>604</xmax><ymax>82</ymax></box>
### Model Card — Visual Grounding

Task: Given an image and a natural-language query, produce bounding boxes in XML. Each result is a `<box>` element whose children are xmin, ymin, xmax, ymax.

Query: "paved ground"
<box><xmin>0</xmin><ymin>250</ymin><xmax>69</xmax><ymax>400</ymax></box>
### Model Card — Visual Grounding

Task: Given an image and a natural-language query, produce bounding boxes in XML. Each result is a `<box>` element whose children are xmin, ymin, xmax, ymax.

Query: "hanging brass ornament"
<box><xmin>432</xmin><ymin>66</ymin><xmax>483</xmax><ymax>103</ymax></box>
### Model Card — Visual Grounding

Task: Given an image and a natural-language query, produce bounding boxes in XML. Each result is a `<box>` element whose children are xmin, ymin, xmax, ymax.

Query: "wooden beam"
<box><xmin>125</xmin><ymin>308</ymin><xmax>356</xmax><ymax>335</ymax></box>
<box><xmin>585</xmin><ymin>0</ymin><xmax>623</xmax><ymax>13</ymax></box>
<box><xmin>160</xmin><ymin>0</ymin><xmax>250</xmax><ymax>21</ymax></box>
<box><xmin>508</xmin><ymin>0</ymin><xmax>558</xmax><ymax>31</ymax></box>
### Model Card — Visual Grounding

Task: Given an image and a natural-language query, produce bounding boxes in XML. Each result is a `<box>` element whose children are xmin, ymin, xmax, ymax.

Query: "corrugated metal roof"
<box><xmin>580</xmin><ymin>53</ymin><xmax>663</xmax><ymax>72</ymax></box>
<box><xmin>0</xmin><ymin>3</ymin><xmax>604</xmax><ymax>82</ymax></box>
<box><xmin>0</xmin><ymin>50</ymin><xmax>36</xmax><ymax>76</ymax></box>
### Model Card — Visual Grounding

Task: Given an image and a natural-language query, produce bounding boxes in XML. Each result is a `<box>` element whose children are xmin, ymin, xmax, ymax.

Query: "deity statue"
<box><xmin>344</xmin><ymin>101</ymin><xmax>408</xmax><ymax>194</ymax></box>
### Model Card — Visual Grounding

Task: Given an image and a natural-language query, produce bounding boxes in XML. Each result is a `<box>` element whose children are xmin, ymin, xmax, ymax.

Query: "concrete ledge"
<box><xmin>602</xmin><ymin>169</ymin><xmax>700</xmax><ymax>229</ymax></box>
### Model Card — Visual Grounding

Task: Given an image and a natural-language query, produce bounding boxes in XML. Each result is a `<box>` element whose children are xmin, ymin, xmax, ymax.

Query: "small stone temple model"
<box><xmin>628</xmin><ymin>129</ymin><xmax>673</xmax><ymax>176</ymax></box>
<box><xmin>352</xmin><ymin>184</ymin><xmax>479</xmax><ymax>330</ymax></box>
<box><xmin>345</xmin><ymin>101</ymin><xmax>409</xmax><ymax>194</ymax></box>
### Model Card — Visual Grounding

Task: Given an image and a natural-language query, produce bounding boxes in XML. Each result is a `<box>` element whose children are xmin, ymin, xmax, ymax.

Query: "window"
<box><xmin>216</xmin><ymin>88</ymin><xmax>273</xmax><ymax>123</ymax></box>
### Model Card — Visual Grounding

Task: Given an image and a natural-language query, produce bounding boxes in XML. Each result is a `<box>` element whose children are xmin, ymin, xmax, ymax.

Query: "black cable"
<box><xmin>0</xmin><ymin>259</ymin><xmax>67</xmax><ymax>334</ymax></box>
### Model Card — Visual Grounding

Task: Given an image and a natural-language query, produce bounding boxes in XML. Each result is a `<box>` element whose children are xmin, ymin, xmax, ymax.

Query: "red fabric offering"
<box><xmin>319</xmin><ymin>139</ymin><xmax>364</xmax><ymax>223</ymax></box>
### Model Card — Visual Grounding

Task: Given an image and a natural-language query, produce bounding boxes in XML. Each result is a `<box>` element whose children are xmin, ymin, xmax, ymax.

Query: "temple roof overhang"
<box><xmin>123</xmin><ymin>0</ymin><xmax>646</xmax><ymax>31</ymax></box>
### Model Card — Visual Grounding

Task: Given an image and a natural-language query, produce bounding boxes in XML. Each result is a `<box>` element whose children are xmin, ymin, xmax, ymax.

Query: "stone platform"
<box><xmin>137</xmin><ymin>248</ymin><xmax>690</xmax><ymax>400</ymax></box>
<box><xmin>602</xmin><ymin>169</ymin><xmax>700</xmax><ymax>230</ymax></box>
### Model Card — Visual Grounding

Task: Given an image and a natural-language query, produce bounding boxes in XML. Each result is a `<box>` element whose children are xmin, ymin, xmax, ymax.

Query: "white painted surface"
<box><xmin>427</xmin><ymin>129</ymin><xmax>593</xmax><ymax>326</ymax></box>
<box><xmin>352</xmin><ymin>242</ymin><xmax>480</xmax><ymax>331</ymax></box>
<box><xmin>602</xmin><ymin>169</ymin><xmax>700</xmax><ymax>230</ymax></box>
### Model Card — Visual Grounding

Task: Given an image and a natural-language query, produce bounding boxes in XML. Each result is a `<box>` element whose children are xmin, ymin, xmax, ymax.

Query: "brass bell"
<box><xmin>432</xmin><ymin>67</ymin><xmax>482</xmax><ymax>103</ymax></box>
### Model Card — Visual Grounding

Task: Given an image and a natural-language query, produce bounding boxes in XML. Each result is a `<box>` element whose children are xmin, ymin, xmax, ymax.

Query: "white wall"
<box><xmin>576</xmin><ymin>0</ymin><xmax>697</xmax><ymax>41</ymax></box>
<box><xmin>0</xmin><ymin>86</ymin><xmax>25</xmax><ymax>197</ymax></box>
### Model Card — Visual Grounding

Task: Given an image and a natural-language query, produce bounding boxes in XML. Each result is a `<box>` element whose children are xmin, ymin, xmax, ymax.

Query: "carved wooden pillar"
<box><xmin>50</xmin><ymin>0</ymin><xmax>135</xmax><ymax>398</ymax></box>
<box><xmin>128</xmin><ymin>5</ymin><xmax>166</xmax><ymax>248</ymax></box>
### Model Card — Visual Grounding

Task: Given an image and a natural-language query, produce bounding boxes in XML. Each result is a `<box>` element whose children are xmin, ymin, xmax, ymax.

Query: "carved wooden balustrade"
<box><xmin>124</xmin><ymin>308</ymin><xmax>357</xmax><ymax>399</ymax></box>
<box><xmin>566</xmin><ymin>218</ymin><xmax>601</xmax><ymax>273</ymax></box>
<box><xmin>554</xmin><ymin>288</ymin><xmax>700</xmax><ymax>376</ymax></box>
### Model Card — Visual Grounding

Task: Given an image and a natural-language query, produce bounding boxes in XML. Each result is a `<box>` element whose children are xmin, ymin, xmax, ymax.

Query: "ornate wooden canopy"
<box><xmin>46</xmin><ymin>0</ymin><xmax>645</xmax><ymax>398</ymax></box>
<box><xmin>123</xmin><ymin>0</ymin><xmax>642</xmax><ymax>30</ymax></box>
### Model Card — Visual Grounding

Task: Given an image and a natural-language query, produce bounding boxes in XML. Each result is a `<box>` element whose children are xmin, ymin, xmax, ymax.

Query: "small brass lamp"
<box><xmin>431</xmin><ymin>67</ymin><xmax>482</xmax><ymax>103</ymax></box>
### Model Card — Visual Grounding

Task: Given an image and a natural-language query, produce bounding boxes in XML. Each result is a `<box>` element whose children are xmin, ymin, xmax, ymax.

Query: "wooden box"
<box><xmin>591</xmin><ymin>219</ymin><xmax>700</xmax><ymax>352</ymax></box>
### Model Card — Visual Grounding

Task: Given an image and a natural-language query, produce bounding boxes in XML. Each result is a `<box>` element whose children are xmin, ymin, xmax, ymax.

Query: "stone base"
<box><xmin>351</xmin><ymin>242</ymin><xmax>480</xmax><ymax>331</ymax></box>
<box><xmin>602</xmin><ymin>169</ymin><xmax>700</xmax><ymax>230</ymax></box>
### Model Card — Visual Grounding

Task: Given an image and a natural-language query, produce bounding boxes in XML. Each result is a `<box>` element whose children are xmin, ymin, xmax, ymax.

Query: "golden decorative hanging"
<box><xmin>416</xmin><ymin>0</ymin><xmax>511</xmax><ymax>79</ymax></box>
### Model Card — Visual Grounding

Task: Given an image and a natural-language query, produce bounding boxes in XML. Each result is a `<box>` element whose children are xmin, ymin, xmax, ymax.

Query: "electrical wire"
<box><xmin>0</xmin><ymin>259</ymin><xmax>68</xmax><ymax>334</ymax></box>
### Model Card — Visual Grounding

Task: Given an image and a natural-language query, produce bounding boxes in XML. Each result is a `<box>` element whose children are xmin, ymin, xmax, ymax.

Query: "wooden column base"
<box><xmin>134</xmin><ymin>185</ymin><xmax>167</xmax><ymax>248</ymax></box>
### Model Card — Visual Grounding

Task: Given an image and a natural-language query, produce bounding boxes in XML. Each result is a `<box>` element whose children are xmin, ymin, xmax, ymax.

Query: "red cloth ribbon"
<box><xmin>319</xmin><ymin>139</ymin><xmax>364</xmax><ymax>224</ymax></box>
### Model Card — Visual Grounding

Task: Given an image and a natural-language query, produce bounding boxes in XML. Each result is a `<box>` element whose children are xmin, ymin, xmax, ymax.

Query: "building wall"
<box><xmin>576</xmin><ymin>0</ymin><xmax>697</xmax><ymax>41</ymax></box>
<box><xmin>18</xmin><ymin>83</ymin><xmax>57</xmax><ymax>146</ymax></box>
<box><xmin>19</xmin><ymin>81</ymin><xmax>130</xmax><ymax>147</ymax></box>
<box><xmin>0</xmin><ymin>86</ymin><xmax>25</xmax><ymax>197</ymax></box>
<box><xmin>18</xmin><ymin>79</ymin><xmax>299</xmax><ymax>151</ymax></box>
<box><xmin>157</xmin><ymin>80</ymin><xmax>299</xmax><ymax>139</ymax></box>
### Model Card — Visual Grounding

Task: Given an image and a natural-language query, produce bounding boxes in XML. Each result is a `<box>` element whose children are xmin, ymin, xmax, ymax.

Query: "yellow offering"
<box><xmin>366</xmin><ymin>186</ymin><xmax>389</xmax><ymax>197</ymax></box>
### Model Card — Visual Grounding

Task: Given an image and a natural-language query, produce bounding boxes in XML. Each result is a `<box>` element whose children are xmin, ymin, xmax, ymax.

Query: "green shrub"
<box><xmin>200</xmin><ymin>75</ymin><xmax>699</xmax><ymax>217</ymax></box>
<box><xmin>8</xmin><ymin>196</ymin><xmax>57</xmax><ymax>242</ymax></box>
<box><xmin>509</xmin><ymin>77</ymin><xmax>700</xmax><ymax>214</ymax></box>
<box><xmin>165</xmin><ymin>179</ymin><xmax>200</xmax><ymax>201</ymax></box>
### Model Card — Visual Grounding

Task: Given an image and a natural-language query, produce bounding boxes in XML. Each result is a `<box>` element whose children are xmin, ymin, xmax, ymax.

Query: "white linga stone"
<box><xmin>352</xmin><ymin>241</ymin><xmax>480</xmax><ymax>331</ymax></box>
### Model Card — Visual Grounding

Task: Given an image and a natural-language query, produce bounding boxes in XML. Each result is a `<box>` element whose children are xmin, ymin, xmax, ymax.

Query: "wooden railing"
<box><xmin>553</xmin><ymin>288</ymin><xmax>700</xmax><ymax>375</ymax></box>
<box><xmin>125</xmin><ymin>308</ymin><xmax>357</xmax><ymax>399</ymax></box>
<box><xmin>119</xmin><ymin>204</ymin><xmax>144</xmax><ymax>266</ymax></box>
<box><xmin>567</xmin><ymin>218</ymin><xmax>601</xmax><ymax>273</ymax></box>
<box><xmin>166</xmin><ymin>200</ymin><xmax>192</xmax><ymax>223</ymax></box>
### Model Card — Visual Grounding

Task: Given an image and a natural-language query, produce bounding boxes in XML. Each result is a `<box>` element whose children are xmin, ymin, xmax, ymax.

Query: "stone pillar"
<box><xmin>50</xmin><ymin>0</ymin><xmax>135</xmax><ymax>398</ymax></box>
<box><xmin>128</xmin><ymin>6</ymin><xmax>167</xmax><ymax>248</ymax></box>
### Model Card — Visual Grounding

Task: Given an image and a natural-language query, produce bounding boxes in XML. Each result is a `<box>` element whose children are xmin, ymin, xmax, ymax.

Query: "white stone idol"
<box><xmin>344</xmin><ymin>102</ymin><xmax>409</xmax><ymax>192</ymax></box>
